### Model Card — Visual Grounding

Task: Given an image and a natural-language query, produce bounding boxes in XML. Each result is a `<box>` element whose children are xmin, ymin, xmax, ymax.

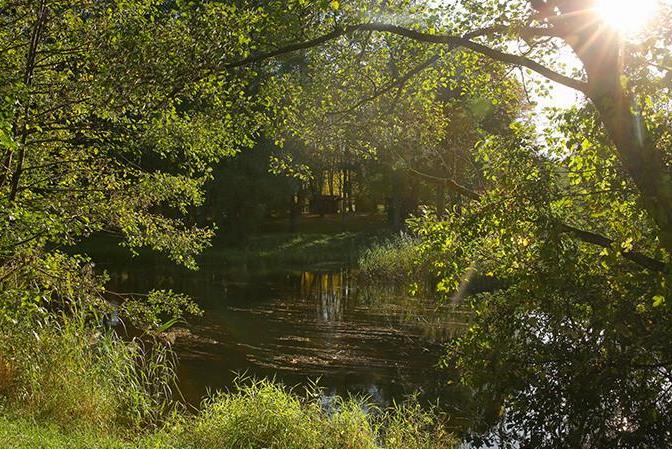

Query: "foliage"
<box><xmin>246</xmin><ymin>1</ymin><xmax>672</xmax><ymax>446</ymax></box>
<box><xmin>411</xmin><ymin>116</ymin><xmax>672</xmax><ymax>447</ymax></box>
<box><xmin>0</xmin><ymin>0</ymin><xmax>263</xmax><ymax>267</ymax></box>
<box><xmin>120</xmin><ymin>290</ymin><xmax>203</xmax><ymax>333</ymax></box>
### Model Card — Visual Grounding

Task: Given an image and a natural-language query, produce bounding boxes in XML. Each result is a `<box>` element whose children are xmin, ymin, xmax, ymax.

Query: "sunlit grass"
<box><xmin>0</xmin><ymin>314</ymin><xmax>458</xmax><ymax>449</ymax></box>
<box><xmin>358</xmin><ymin>232</ymin><xmax>427</xmax><ymax>285</ymax></box>
<box><xmin>0</xmin><ymin>319</ymin><xmax>176</xmax><ymax>433</ymax></box>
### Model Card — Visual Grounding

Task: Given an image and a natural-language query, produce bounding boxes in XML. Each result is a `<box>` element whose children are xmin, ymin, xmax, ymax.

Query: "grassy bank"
<box><xmin>206</xmin><ymin>231</ymin><xmax>373</xmax><ymax>267</ymax></box>
<box><xmin>0</xmin><ymin>317</ymin><xmax>457</xmax><ymax>449</ymax></box>
<box><xmin>1</xmin><ymin>390</ymin><xmax>456</xmax><ymax>449</ymax></box>
<box><xmin>78</xmin><ymin>214</ymin><xmax>387</xmax><ymax>270</ymax></box>
<box><xmin>358</xmin><ymin>233</ymin><xmax>433</xmax><ymax>288</ymax></box>
<box><xmin>206</xmin><ymin>213</ymin><xmax>388</xmax><ymax>267</ymax></box>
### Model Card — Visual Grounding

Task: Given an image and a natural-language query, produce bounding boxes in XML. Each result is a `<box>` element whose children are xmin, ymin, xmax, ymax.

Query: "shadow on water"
<box><xmin>95</xmin><ymin>244</ymin><xmax>472</xmax><ymax>424</ymax></box>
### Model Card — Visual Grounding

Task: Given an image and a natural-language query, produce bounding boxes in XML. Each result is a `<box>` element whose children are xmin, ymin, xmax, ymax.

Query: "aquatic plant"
<box><xmin>358</xmin><ymin>232</ymin><xmax>429</xmax><ymax>286</ymax></box>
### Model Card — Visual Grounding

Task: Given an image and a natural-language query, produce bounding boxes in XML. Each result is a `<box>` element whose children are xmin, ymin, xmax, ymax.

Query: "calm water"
<box><xmin>98</xmin><ymin>249</ymin><xmax>469</xmax><ymax>414</ymax></box>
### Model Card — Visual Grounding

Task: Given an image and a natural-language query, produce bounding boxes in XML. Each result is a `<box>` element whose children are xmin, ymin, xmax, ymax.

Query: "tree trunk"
<box><xmin>557</xmin><ymin>0</ymin><xmax>672</xmax><ymax>254</ymax></box>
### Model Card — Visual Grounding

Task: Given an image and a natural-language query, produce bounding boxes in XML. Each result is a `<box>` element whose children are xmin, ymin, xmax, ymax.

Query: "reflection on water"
<box><xmin>104</xmin><ymin>258</ymin><xmax>468</xmax><ymax>412</ymax></box>
<box><xmin>300</xmin><ymin>270</ymin><xmax>352</xmax><ymax>322</ymax></box>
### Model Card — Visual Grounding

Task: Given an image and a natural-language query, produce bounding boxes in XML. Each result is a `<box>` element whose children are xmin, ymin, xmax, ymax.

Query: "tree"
<box><xmin>234</xmin><ymin>0</ymin><xmax>672</xmax><ymax>445</ymax></box>
<box><xmin>245</xmin><ymin>0</ymin><xmax>671</xmax><ymax>268</ymax></box>
<box><xmin>0</xmin><ymin>0</ymin><xmax>336</xmax><ymax>325</ymax></box>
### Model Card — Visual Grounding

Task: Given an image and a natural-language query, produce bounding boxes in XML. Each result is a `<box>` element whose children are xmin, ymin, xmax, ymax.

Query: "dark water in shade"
<box><xmin>99</xmin><ymin>252</ymin><xmax>470</xmax><ymax>413</ymax></box>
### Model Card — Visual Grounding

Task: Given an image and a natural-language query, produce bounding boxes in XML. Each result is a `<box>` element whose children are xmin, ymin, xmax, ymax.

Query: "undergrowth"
<box><xmin>0</xmin><ymin>316</ymin><xmax>458</xmax><ymax>449</ymax></box>
<box><xmin>358</xmin><ymin>233</ymin><xmax>430</xmax><ymax>287</ymax></box>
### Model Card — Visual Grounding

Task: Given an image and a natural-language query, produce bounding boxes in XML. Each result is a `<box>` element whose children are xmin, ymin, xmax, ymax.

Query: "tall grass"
<box><xmin>1</xmin><ymin>382</ymin><xmax>458</xmax><ymax>448</ymax></box>
<box><xmin>0</xmin><ymin>315</ymin><xmax>458</xmax><ymax>449</ymax></box>
<box><xmin>358</xmin><ymin>233</ymin><xmax>430</xmax><ymax>286</ymax></box>
<box><xmin>165</xmin><ymin>378</ymin><xmax>457</xmax><ymax>449</ymax></box>
<box><xmin>0</xmin><ymin>317</ymin><xmax>176</xmax><ymax>433</ymax></box>
<box><xmin>185</xmin><ymin>379</ymin><xmax>379</xmax><ymax>449</ymax></box>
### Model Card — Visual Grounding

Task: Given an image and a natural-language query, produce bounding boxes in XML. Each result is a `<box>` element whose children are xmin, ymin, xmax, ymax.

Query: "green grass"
<box><xmin>0</xmin><ymin>414</ymin><xmax>176</xmax><ymax>449</ymax></box>
<box><xmin>78</xmin><ymin>214</ymin><xmax>387</xmax><ymax>270</ymax></box>
<box><xmin>0</xmin><ymin>388</ymin><xmax>458</xmax><ymax>449</ymax></box>
<box><xmin>206</xmin><ymin>231</ymin><xmax>373</xmax><ymax>267</ymax></box>
<box><xmin>258</xmin><ymin>213</ymin><xmax>387</xmax><ymax>235</ymax></box>
<box><xmin>0</xmin><ymin>319</ymin><xmax>175</xmax><ymax>433</ymax></box>
<box><xmin>0</xmin><ymin>381</ymin><xmax>457</xmax><ymax>449</ymax></box>
<box><xmin>0</xmin><ymin>317</ymin><xmax>458</xmax><ymax>449</ymax></box>
<box><xmin>75</xmin><ymin>231</ymin><xmax>369</xmax><ymax>274</ymax></box>
<box><xmin>358</xmin><ymin>233</ymin><xmax>430</xmax><ymax>286</ymax></box>
<box><xmin>184</xmin><ymin>379</ymin><xmax>457</xmax><ymax>449</ymax></box>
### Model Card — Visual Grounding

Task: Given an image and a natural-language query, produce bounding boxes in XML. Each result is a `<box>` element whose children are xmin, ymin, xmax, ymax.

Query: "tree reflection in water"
<box><xmin>300</xmin><ymin>270</ymin><xmax>352</xmax><ymax>323</ymax></box>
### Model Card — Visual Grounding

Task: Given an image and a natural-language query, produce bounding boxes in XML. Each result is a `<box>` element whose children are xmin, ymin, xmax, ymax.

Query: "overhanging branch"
<box><xmin>224</xmin><ymin>23</ymin><xmax>587</xmax><ymax>94</ymax></box>
<box><xmin>559</xmin><ymin>224</ymin><xmax>668</xmax><ymax>273</ymax></box>
<box><xmin>355</xmin><ymin>23</ymin><xmax>588</xmax><ymax>93</ymax></box>
<box><xmin>409</xmin><ymin>169</ymin><xmax>667</xmax><ymax>273</ymax></box>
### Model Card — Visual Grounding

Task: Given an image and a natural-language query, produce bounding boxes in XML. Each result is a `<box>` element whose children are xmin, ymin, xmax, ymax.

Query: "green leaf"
<box><xmin>653</xmin><ymin>295</ymin><xmax>665</xmax><ymax>308</ymax></box>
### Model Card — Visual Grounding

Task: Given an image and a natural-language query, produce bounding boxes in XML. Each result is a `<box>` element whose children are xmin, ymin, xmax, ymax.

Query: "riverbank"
<box><xmin>2</xmin><ymin>394</ymin><xmax>457</xmax><ymax>449</ymax></box>
<box><xmin>0</xmin><ymin>322</ymin><xmax>457</xmax><ymax>449</ymax></box>
<box><xmin>78</xmin><ymin>213</ymin><xmax>388</xmax><ymax>270</ymax></box>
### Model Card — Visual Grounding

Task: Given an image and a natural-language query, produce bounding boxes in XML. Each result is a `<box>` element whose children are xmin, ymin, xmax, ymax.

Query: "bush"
<box><xmin>185</xmin><ymin>380</ymin><xmax>379</xmax><ymax>449</ymax></box>
<box><xmin>383</xmin><ymin>400</ymin><xmax>456</xmax><ymax>449</ymax></box>
<box><xmin>186</xmin><ymin>380</ymin><xmax>323</xmax><ymax>449</ymax></box>
<box><xmin>184</xmin><ymin>379</ymin><xmax>455</xmax><ymax>449</ymax></box>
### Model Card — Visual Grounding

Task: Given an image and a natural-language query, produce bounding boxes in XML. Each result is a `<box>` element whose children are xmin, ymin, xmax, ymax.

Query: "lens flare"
<box><xmin>595</xmin><ymin>0</ymin><xmax>658</xmax><ymax>34</ymax></box>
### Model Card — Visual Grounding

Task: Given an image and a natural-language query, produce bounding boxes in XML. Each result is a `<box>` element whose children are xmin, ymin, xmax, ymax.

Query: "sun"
<box><xmin>595</xmin><ymin>0</ymin><xmax>658</xmax><ymax>34</ymax></box>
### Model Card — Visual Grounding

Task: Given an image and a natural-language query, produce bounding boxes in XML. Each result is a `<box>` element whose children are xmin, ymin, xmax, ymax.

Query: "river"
<box><xmin>95</xmin><ymin>244</ymin><xmax>470</xmax><ymax>422</ymax></box>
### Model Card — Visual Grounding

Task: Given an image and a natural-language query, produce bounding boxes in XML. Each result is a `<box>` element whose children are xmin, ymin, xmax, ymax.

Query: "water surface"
<box><xmin>100</xmin><ymin>250</ymin><xmax>468</xmax><ymax>412</ymax></box>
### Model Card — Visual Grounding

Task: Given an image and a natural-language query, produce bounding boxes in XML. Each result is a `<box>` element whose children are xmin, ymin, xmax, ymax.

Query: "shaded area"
<box><xmin>100</xmin><ymin>250</ymin><xmax>469</xmax><ymax>417</ymax></box>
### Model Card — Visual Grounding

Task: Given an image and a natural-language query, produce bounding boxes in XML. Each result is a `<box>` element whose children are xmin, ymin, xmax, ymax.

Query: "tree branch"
<box><xmin>355</xmin><ymin>23</ymin><xmax>588</xmax><ymax>93</ymax></box>
<box><xmin>559</xmin><ymin>224</ymin><xmax>668</xmax><ymax>273</ymax></box>
<box><xmin>408</xmin><ymin>168</ymin><xmax>667</xmax><ymax>272</ymax></box>
<box><xmin>222</xmin><ymin>22</ymin><xmax>587</xmax><ymax>94</ymax></box>
<box><xmin>224</xmin><ymin>27</ymin><xmax>353</xmax><ymax>69</ymax></box>
<box><xmin>328</xmin><ymin>54</ymin><xmax>441</xmax><ymax>116</ymax></box>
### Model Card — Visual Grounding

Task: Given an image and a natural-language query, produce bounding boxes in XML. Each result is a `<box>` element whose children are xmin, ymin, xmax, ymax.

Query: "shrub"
<box><xmin>184</xmin><ymin>379</ymin><xmax>456</xmax><ymax>449</ymax></box>
<box><xmin>186</xmin><ymin>379</ymin><xmax>323</xmax><ymax>449</ymax></box>
<box><xmin>383</xmin><ymin>400</ymin><xmax>456</xmax><ymax>449</ymax></box>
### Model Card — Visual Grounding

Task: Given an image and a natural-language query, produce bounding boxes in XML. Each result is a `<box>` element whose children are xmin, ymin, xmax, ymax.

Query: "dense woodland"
<box><xmin>1</xmin><ymin>0</ymin><xmax>672</xmax><ymax>448</ymax></box>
